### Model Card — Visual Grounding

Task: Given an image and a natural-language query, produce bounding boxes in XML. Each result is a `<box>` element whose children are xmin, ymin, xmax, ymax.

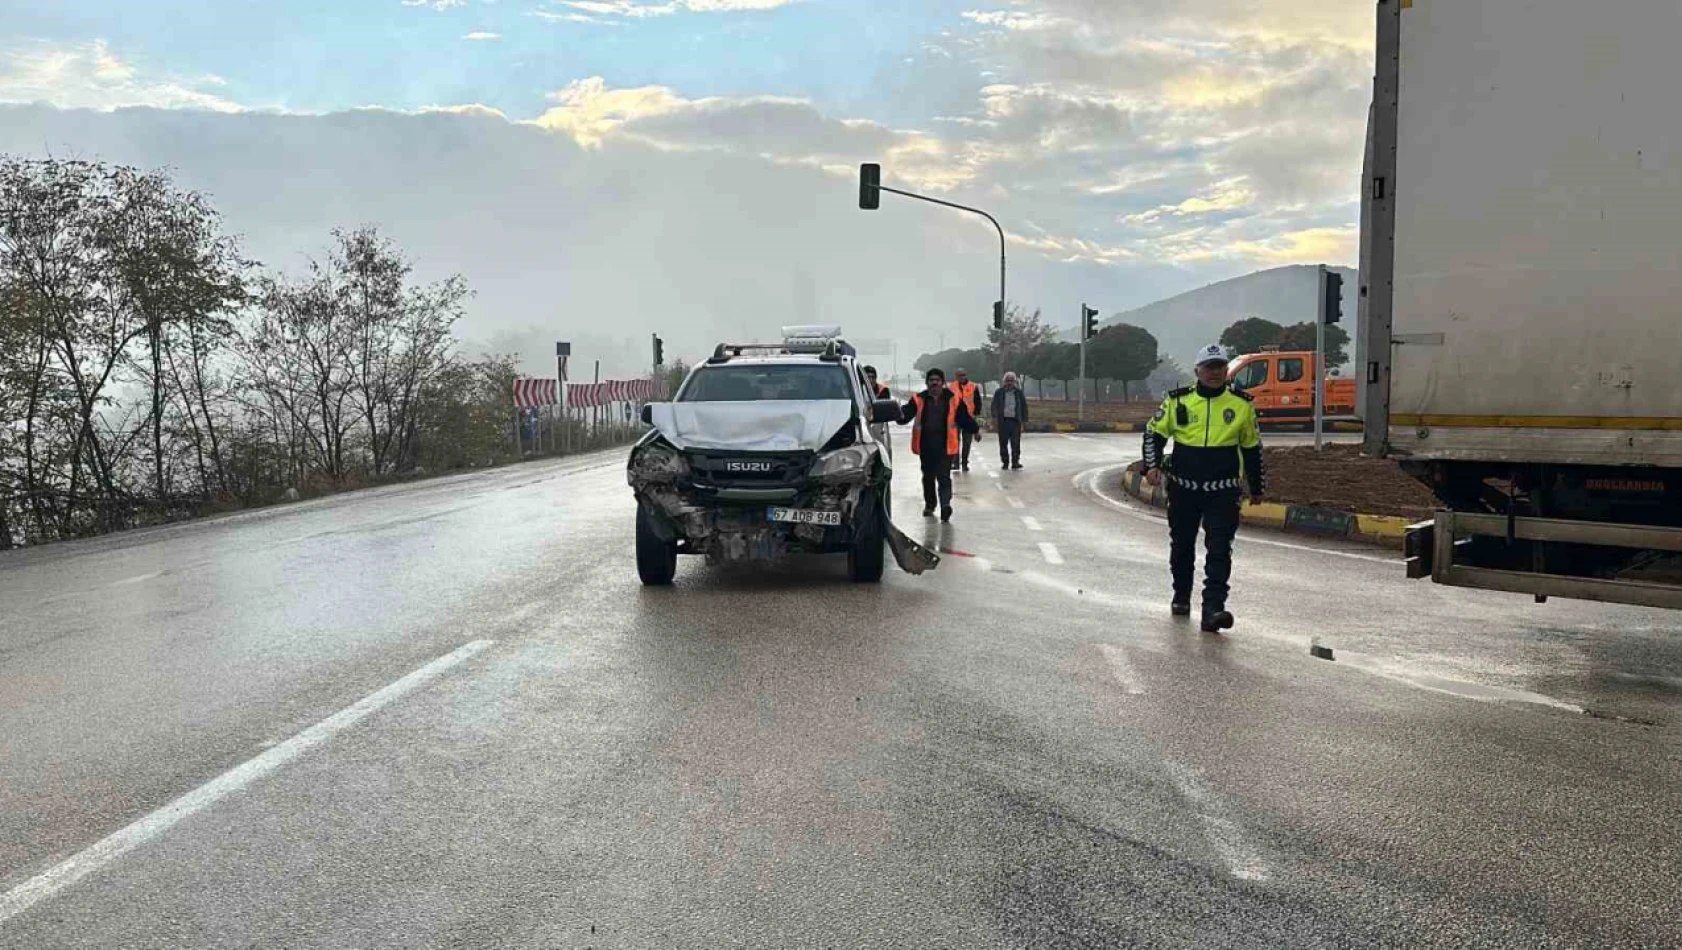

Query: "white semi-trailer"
<box><xmin>1361</xmin><ymin>0</ymin><xmax>1682</xmax><ymax>609</ymax></box>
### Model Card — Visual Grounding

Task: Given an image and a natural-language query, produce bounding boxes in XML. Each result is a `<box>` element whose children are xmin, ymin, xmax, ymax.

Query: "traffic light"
<box><xmin>992</xmin><ymin>300</ymin><xmax>1004</xmax><ymax>331</ymax></box>
<box><xmin>1082</xmin><ymin>304</ymin><xmax>1100</xmax><ymax>341</ymax></box>
<box><xmin>652</xmin><ymin>333</ymin><xmax>665</xmax><ymax>367</ymax></box>
<box><xmin>1323</xmin><ymin>270</ymin><xmax>1344</xmax><ymax>325</ymax></box>
<box><xmin>859</xmin><ymin>163</ymin><xmax>881</xmax><ymax>210</ymax></box>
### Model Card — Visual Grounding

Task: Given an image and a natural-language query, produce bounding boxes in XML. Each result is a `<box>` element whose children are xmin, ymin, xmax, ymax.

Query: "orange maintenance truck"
<box><xmin>1225</xmin><ymin>349</ymin><xmax>1354</xmax><ymax>423</ymax></box>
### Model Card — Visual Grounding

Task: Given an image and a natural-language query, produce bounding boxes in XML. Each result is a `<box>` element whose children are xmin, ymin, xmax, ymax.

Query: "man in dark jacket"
<box><xmin>897</xmin><ymin>368</ymin><xmax>976</xmax><ymax>523</ymax></box>
<box><xmin>991</xmin><ymin>371</ymin><xmax>1028</xmax><ymax>470</ymax></box>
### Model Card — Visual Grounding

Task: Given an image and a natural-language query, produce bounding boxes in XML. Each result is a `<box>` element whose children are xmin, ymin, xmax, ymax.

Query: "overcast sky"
<box><xmin>0</xmin><ymin>0</ymin><xmax>1371</xmax><ymax>379</ymax></box>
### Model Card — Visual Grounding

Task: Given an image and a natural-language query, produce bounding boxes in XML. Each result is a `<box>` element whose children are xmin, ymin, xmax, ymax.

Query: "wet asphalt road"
<box><xmin>2</xmin><ymin>434</ymin><xmax>1680</xmax><ymax>949</ymax></box>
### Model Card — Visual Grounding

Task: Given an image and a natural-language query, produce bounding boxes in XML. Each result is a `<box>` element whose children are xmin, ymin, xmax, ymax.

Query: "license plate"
<box><xmin>767</xmin><ymin>507</ymin><xmax>842</xmax><ymax>527</ymax></box>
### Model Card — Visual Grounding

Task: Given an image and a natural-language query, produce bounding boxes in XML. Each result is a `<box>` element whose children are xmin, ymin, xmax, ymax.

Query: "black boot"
<box><xmin>1200</xmin><ymin>608</ymin><xmax>1235</xmax><ymax>633</ymax></box>
<box><xmin>940</xmin><ymin>506</ymin><xmax>953</xmax><ymax>523</ymax></box>
<box><xmin>922</xmin><ymin>507</ymin><xmax>935</xmax><ymax>518</ymax></box>
<box><xmin>1171</xmin><ymin>600</ymin><xmax>1192</xmax><ymax>617</ymax></box>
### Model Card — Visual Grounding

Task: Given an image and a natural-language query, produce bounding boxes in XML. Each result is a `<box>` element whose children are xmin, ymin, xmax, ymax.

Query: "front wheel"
<box><xmin>848</xmin><ymin>491</ymin><xmax>887</xmax><ymax>583</ymax></box>
<box><xmin>636</xmin><ymin>504</ymin><xmax>677</xmax><ymax>586</ymax></box>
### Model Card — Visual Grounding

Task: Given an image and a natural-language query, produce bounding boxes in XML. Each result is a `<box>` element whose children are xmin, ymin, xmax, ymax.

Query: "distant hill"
<box><xmin>1070</xmin><ymin>264</ymin><xmax>1359</xmax><ymax>371</ymax></box>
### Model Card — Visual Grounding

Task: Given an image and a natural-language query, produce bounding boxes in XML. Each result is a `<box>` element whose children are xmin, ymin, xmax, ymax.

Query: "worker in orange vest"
<box><xmin>863</xmin><ymin>365</ymin><xmax>891</xmax><ymax>400</ymax></box>
<box><xmin>897</xmin><ymin>367</ymin><xmax>976</xmax><ymax>522</ymax></box>
<box><xmin>947</xmin><ymin>368</ymin><xmax>983</xmax><ymax>472</ymax></box>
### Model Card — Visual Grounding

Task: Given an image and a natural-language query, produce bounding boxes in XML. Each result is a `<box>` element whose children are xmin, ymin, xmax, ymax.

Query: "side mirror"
<box><xmin>870</xmin><ymin>399</ymin><xmax>902</xmax><ymax>424</ymax></box>
<box><xmin>640</xmin><ymin>404</ymin><xmax>654</xmax><ymax>425</ymax></box>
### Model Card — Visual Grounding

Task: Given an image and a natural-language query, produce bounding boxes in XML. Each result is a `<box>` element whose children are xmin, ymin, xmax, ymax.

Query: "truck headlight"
<box><xmin>810</xmin><ymin>445</ymin><xmax>874</xmax><ymax>481</ymax></box>
<box><xmin>628</xmin><ymin>442</ymin><xmax>688</xmax><ymax>485</ymax></box>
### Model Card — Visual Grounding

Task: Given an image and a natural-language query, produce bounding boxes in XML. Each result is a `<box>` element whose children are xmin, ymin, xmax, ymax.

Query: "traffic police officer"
<box><xmin>1142</xmin><ymin>344</ymin><xmax>1266</xmax><ymax>632</ymax></box>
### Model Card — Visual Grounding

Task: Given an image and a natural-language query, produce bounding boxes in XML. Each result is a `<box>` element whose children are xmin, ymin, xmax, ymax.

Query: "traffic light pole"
<box><xmin>1315</xmin><ymin>265</ymin><xmax>1327</xmax><ymax>453</ymax></box>
<box><xmin>1078</xmin><ymin>304</ymin><xmax>1087</xmax><ymax>426</ymax></box>
<box><xmin>873</xmin><ymin>183</ymin><xmax>1006</xmax><ymax>350</ymax></box>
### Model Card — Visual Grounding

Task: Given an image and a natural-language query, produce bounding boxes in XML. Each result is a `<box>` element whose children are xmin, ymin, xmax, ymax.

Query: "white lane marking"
<box><xmin>1021</xmin><ymin>517</ymin><xmax>1043</xmax><ymax>532</ymax></box>
<box><xmin>1061</xmin><ymin>434</ymin><xmax>1080</xmax><ymax>441</ymax></box>
<box><xmin>0</xmin><ymin>640</ymin><xmax>495</xmax><ymax>926</ymax></box>
<box><xmin>1097</xmin><ymin>644</ymin><xmax>1145</xmax><ymax>695</ymax></box>
<box><xmin>1164</xmin><ymin>761</ymin><xmax>1272</xmax><ymax>883</ymax></box>
<box><xmin>111</xmin><ymin>571</ymin><xmax>164</xmax><ymax>587</ymax></box>
<box><xmin>1074</xmin><ymin>467</ymin><xmax>1393</xmax><ymax>565</ymax></box>
<box><xmin>1037</xmin><ymin>542</ymin><xmax>1064</xmax><ymax>565</ymax></box>
<box><xmin>1005</xmin><ymin>495</ymin><xmax>1026</xmax><ymax>509</ymax></box>
<box><xmin>987</xmin><ymin>471</ymin><xmax>1000</xmax><ymax>479</ymax></box>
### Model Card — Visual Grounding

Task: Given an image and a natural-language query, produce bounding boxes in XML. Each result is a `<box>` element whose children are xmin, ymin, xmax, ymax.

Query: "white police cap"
<box><xmin>1193</xmin><ymin>344</ymin><xmax>1228</xmax><ymax>367</ymax></box>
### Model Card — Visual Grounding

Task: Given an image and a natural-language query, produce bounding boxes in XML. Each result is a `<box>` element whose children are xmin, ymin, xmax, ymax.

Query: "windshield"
<box><xmin>679</xmin><ymin>364</ymin><xmax>852</xmax><ymax>402</ymax></box>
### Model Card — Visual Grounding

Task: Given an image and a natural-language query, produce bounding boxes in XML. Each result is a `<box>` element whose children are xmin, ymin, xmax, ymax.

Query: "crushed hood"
<box><xmin>648</xmin><ymin>400</ymin><xmax>856</xmax><ymax>452</ymax></box>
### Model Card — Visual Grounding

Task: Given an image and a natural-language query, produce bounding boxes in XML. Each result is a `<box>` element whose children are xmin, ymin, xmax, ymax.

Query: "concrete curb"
<box><xmin>1117</xmin><ymin>461</ymin><xmax>1409</xmax><ymax>546</ymax></box>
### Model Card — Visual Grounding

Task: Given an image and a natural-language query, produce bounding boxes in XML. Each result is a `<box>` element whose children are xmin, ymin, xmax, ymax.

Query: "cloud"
<box><xmin>401</xmin><ymin>0</ymin><xmax>467</xmax><ymax>9</ymax></box>
<box><xmin>1222</xmin><ymin>225</ymin><xmax>1357</xmax><ymax>265</ymax></box>
<box><xmin>530</xmin><ymin>76</ymin><xmax>974</xmax><ymax>192</ymax></box>
<box><xmin>547</xmin><ymin>0</ymin><xmax>795</xmax><ymax>18</ymax></box>
<box><xmin>0</xmin><ymin>40</ymin><xmax>242</xmax><ymax>113</ymax></box>
<box><xmin>461</xmin><ymin>31</ymin><xmax>502</xmax><ymax>40</ymax></box>
<box><xmin>961</xmin><ymin>10</ymin><xmax>1071</xmax><ymax>32</ymax></box>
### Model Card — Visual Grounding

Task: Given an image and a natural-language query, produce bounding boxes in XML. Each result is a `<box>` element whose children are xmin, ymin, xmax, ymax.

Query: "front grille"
<box><xmin>683</xmin><ymin>450</ymin><xmax>813</xmax><ymax>494</ymax></box>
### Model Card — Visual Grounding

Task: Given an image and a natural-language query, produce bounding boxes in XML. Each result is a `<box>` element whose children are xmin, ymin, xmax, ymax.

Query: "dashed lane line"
<box><xmin>1097</xmin><ymin>643</ymin><xmax>1145</xmax><ymax>695</ymax></box>
<box><xmin>1037</xmin><ymin>542</ymin><xmax>1064</xmax><ymax>565</ymax></box>
<box><xmin>1021</xmin><ymin>517</ymin><xmax>1044</xmax><ymax>532</ymax></box>
<box><xmin>1163</xmin><ymin>761</ymin><xmax>1273</xmax><ymax>883</ymax></box>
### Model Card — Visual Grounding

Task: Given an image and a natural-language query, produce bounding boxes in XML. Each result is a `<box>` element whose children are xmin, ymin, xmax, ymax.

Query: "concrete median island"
<box><xmin>1117</xmin><ymin>443</ymin><xmax>1435</xmax><ymax>547</ymax></box>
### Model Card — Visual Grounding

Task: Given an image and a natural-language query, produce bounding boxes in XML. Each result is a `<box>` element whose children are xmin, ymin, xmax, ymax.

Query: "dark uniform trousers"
<box><xmin>922</xmin><ymin>453</ymin><xmax>954</xmax><ymax>510</ymax></box>
<box><xmin>1167</xmin><ymin>485</ymin><xmax>1242</xmax><ymax>610</ymax></box>
<box><xmin>997</xmin><ymin>420</ymin><xmax>1022</xmax><ymax>466</ymax></box>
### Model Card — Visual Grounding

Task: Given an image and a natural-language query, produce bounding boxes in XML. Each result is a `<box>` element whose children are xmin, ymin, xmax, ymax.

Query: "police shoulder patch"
<box><xmin>1152</xmin><ymin>407</ymin><xmax>1165</xmax><ymax>421</ymax></box>
<box><xmin>1223</xmin><ymin>407</ymin><xmax>1236</xmax><ymax>424</ymax></box>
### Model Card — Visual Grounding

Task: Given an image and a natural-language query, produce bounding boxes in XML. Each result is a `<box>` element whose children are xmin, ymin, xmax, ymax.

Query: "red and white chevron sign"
<box><xmin>566</xmin><ymin>378</ymin><xmax>659</xmax><ymax>408</ymax></box>
<box><xmin>512</xmin><ymin>378</ymin><xmax>558</xmax><ymax>408</ymax></box>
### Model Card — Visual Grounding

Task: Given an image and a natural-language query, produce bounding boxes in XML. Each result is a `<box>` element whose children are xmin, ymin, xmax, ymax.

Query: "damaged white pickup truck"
<box><xmin>627</xmin><ymin>330</ymin><xmax>940</xmax><ymax>585</ymax></box>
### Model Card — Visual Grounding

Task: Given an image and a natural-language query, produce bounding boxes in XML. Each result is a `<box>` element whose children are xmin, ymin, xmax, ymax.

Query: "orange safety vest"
<box><xmin>948</xmin><ymin>380</ymin><xmax>979</xmax><ymax>412</ymax></box>
<box><xmin>910</xmin><ymin>392</ymin><xmax>961</xmax><ymax>456</ymax></box>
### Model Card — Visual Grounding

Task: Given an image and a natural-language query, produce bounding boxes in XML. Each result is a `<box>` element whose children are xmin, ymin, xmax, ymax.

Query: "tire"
<box><xmin>636</xmin><ymin>504</ymin><xmax>678</xmax><ymax>586</ymax></box>
<box><xmin>848</xmin><ymin>492</ymin><xmax>887</xmax><ymax>583</ymax></box>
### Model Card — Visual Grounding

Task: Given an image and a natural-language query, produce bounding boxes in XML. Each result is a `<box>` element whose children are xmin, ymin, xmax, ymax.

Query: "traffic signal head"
<box><xmin>992</xmin><ymin>300</ymin><xmax>1004</xmax><ymax>330</ymax></box>
<box><xmin>1324</xmin><ymin>270</ymin><xmax>1344</xmax><ymax>325</ymax></box>
<box><xmin>859</xmin><ymin>163</ymin><xmax>881</xmax><ymax>210</ymax></box>
<box><xmin>652</xmin><ymin>334</ymin><xmax>665</xmax><ymax>366</ymax></box>
<box><xmin>1083</xmin><ymin>304</ymin><xmax>1100</xmax><ymax>340</ymax></box>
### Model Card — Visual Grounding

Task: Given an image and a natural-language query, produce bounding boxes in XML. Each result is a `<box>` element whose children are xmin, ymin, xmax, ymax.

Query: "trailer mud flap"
<box><xmin>886</xmin><ymin>521</ymin><xmax>941</xmax><ymax>575</ymax></box>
